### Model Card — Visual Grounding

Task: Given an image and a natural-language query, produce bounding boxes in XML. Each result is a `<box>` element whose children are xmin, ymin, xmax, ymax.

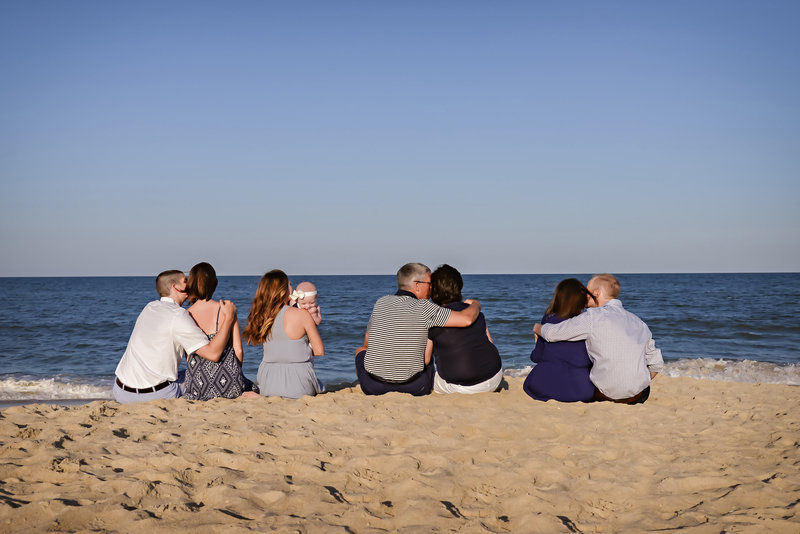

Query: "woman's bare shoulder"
<box><xmin>189</xmin><ymin>299</ymin><xmax>219</xmax><ymax>312</ymax></box>
<box><xmin>283</xmin><ymin>305</ymin><xmax>305</xmax><ymax>318</ymax></box>
<box><xmin>188</xmin><ymin>299</ymin><xmax>221</xmax><ymax>327</ymax></box>
<box><xmin>284</xmin><ymin>305</ymin><xmax>312</xmax><ymax>322</ymax></box>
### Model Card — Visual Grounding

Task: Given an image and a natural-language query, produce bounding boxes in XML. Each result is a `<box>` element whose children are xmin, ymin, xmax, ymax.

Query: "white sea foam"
<box><xmin>0</xmin><ymin>377</ymin><xmax>112</xmax><ymax>401</ymax></box>
<box><xmin>1</xmin><ymin>358</ymin><xmax>798</xmax><ymax>403</ymax></box>
<box><xmin>505</xmin><ymin>358</ymin><xmax>800</xmax><ymax>386</ymax></box>
<box><xmin>661</xmin><ymin>358</ymin><xmax>800</xmax><ymax>385</ymax></box>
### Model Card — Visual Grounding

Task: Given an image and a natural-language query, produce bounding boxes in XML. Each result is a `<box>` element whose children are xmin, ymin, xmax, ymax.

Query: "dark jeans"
<box><xmin>593</xmin><ymin>385</ymin><xmax>650</xmax><ymax>405</ymax></box>
<box><xmin>355</xmin><ymin>350</ymin><xmax>434</xmax><ymax>396</ymax></box>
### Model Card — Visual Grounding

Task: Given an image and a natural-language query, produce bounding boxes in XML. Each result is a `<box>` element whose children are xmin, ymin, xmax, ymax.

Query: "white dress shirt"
<box><xmin>540</xmin><ymin>299</ymin><xmax>664</xmax><ymax>399</ymax></box>
<box><xmin>115</xmin><ymin>297</ymin><xmax>210</xmax><ymax>388</ymax></box>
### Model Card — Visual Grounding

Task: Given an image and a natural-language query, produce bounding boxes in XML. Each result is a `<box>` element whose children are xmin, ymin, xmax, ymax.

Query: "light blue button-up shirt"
<box><xmin>540</xmin><ymin>299</ymin><xmax>664</xmax><ymax>399</ymax></box>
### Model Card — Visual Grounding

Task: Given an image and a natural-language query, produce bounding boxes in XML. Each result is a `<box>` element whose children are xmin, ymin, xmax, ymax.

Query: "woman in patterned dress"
<box><xmin>182</xmin><ymin>262</ymin><xmax>259</xmax><ymax>400</ymax></box>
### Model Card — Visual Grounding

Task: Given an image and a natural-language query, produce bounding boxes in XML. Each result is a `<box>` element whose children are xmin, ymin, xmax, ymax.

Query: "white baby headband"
<box><xmin>290</xmin><ymin>289</ymin><xmax>317</xmax><ymax>301</ymax></box>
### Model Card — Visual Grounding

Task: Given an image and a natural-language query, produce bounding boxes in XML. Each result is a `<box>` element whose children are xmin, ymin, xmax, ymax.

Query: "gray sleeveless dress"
<box><xmin>257</xmin><ymin>306</ymin><xmax>323</xmax><ymax>399</ymax></box>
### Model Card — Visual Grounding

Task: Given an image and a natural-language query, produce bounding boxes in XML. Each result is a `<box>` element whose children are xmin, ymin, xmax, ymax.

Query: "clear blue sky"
<box><xmin>1</xmin><ymin>1</ymin><xmax>798</xmax><ymax>276</ymax></box>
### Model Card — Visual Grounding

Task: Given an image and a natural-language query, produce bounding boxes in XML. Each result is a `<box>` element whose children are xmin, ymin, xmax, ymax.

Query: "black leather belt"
<box><xmin>367</xmin><ymin>369</ymin><xmax>425</xmax><ymax>385</ymax></box>
<box><xmin>116</xmin><ymin>377</ymin><xmax>172</xmax><ymax>394</ymax></box>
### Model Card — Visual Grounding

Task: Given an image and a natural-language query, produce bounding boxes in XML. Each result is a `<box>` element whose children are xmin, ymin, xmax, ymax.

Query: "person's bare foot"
<box><xmin>241</xmin><ymin>391</ymin><xmax>260</xmax><ymax>399</ymax></box>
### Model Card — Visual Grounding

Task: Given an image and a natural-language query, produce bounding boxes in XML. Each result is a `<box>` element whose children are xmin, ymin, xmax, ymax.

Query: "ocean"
<box><xmin>1</xmin><ymin>273</ymin><xmax>798</xmax><ymax>404</ymax></box>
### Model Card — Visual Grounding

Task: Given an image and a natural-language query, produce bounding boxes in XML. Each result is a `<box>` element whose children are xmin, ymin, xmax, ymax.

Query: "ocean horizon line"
<box><xmin>1</xmin><ymin>270</ymin><xmax>799</xmax><ymax>279</ymax></box>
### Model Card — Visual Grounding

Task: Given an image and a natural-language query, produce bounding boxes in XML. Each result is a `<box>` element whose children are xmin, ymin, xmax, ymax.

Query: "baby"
<box><xmin>290</xmin><ymin>281</ymin><xmax>322</xmax><ymax>325</ymax></box>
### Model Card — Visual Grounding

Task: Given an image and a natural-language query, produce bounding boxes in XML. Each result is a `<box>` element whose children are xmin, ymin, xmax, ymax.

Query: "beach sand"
<box><xmin>1</xmin><ymin>376</ymin><xmax>798</xmax><ymax>533</ymax></box>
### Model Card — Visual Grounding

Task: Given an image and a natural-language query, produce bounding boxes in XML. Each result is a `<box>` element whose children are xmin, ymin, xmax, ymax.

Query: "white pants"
<box><xmin>433</xmin><ymin>368</ymin><xmax>503</xmax><ymax>394</ymax></box>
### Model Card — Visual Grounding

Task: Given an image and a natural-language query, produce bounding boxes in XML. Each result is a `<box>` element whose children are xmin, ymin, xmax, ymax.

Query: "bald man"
<box><xmin>534</xmin><ymin>273</ymin><xmax>664</xmax><ymax>404</ymax></box>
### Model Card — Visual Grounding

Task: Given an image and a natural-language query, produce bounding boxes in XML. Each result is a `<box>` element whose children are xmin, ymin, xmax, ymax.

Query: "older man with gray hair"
<box><xmin>355</xmin><ymin>262</ymin><xmax>481</xmax><ymax>396</ymax></box>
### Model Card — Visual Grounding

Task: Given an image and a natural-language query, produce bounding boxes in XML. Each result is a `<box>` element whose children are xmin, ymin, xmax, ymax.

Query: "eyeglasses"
<box><xmin>414</xmin><ymin>280</ymin><xmax>432</xmax><ymax>285</ymax></box>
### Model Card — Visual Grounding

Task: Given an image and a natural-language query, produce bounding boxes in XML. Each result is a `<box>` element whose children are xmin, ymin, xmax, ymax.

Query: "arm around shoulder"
<box><xmin>444</xmin><ymin>299</ymin><xmax>480</xmax><ymax>328</ymax></box>
<box><xmin>195</xmin><ymin>300</ymin><xmax>238</xmax><ymax>362</ymax></box>
<box><xmin>539</xmin><ymin>312</ymin><xmax>591</xmax><ymax>342</ymax></box>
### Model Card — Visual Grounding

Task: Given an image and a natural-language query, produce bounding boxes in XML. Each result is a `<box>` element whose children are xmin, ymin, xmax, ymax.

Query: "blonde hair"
<box><xmin>243</xmin><ymin>269</ymin><xmax>290</xmax><ymax>345</ymax></box>
<box><xmin>591</xmin><ymin>273</ymin><xmax>621</xmax><ymax>299</ymax></box>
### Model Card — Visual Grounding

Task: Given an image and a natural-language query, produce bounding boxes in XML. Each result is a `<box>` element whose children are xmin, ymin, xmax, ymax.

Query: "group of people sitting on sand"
<box><xmin>112</xmin><ymin>261</ymin><xmax>663</xmax><ymax>405</ymax></box>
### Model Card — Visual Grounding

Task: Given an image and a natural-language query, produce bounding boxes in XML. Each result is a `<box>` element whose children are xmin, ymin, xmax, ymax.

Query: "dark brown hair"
<box><xmin>431</xmin><ymin>264</ymin><xmax>463</xmax><ymax>305</ymax></box>
<box><xmin>546</xmin><ymin>278</ymin><xmax>593</xmax><ymax>319</ymax></box>
<box><xmin>243</xmin><ymin>269</ymin><xmax>290</xmax><ymax>345</ymax></box>
<box><xmin>186</xmin><ymin>262</ymin><xmax>218</xmax><ymax>303</ymax></box>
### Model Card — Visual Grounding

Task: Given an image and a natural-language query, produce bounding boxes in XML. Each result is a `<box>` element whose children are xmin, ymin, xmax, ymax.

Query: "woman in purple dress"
<box><xmin>523</xmin><ymin>278</ymin><xmax>596</xmax><ymax>402</ymax></box>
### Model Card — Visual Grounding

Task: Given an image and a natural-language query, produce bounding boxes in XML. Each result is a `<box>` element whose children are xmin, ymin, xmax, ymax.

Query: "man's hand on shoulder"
<box><xmin>533</xmin><ymin>323</ymin><xmax>542</xmax><ymax>342</ymax></box>
<box><xmin>444</xmin><ymin>298</ymin><xmax>480</xmax><ymax>327</ymax></box>
<box><xmin>464</xmin><ymin>298</ymin><xmax>480</xmax><ymax>310</ymax></box>
<box><xmin>196</xmin><ymin>300</ymin><xmax>237</xmax><ymax>362</ymax></box>
<box><xmin>219</xmin><ymin>300</ymin><xmax>238</xmax><ymax>323</ymax></box>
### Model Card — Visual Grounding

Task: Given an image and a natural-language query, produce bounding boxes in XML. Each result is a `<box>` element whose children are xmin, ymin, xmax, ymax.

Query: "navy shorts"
<box><xmin>355</xmin><ymin>351</ymin><xmax>433</xmax><ymax>396</ymax></box>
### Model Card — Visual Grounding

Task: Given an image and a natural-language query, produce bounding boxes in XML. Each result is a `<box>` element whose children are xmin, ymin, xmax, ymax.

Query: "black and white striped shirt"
<box><xmin>364</xmin><ymin>290</ymin><xmax>451</xmax><ymax>382</ymax></box>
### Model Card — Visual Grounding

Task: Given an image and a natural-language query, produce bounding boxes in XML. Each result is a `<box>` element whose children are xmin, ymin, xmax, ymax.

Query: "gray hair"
<box><xmin>396</xmin><ymin>262</ymin><xmax>430</xmax><ymax>290</ymax></box>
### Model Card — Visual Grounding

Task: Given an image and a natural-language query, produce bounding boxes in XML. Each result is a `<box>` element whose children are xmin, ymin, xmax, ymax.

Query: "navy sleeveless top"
<box><xmin>428</xmin><ymin>301</ymin><xmax>502</xmax><ymax>386</ymax></box>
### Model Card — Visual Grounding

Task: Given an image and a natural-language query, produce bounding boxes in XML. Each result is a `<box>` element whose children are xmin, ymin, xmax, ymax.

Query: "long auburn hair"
<box><xmin>546</xmin><ymin>278</ymin><xmax>594</xmax><ymax>319</ymax></box>
<box><xmin>243</xmin><ymin>269</ymin><xmax>290</xmax><ymax>345</ymax></box>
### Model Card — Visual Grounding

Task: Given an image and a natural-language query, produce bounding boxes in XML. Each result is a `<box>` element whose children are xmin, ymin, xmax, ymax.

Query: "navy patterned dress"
<box><xmin>182</xmin><ymin>307</ymin><xmax>255</xmax><ymax>400</ymax></box>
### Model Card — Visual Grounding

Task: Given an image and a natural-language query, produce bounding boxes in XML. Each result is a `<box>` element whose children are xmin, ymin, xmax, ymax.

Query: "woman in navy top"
<box><xmin>427</xmin><ymin>265</ymin><xmax>503</xmax><ymax>394</ymax></box>
<box><xmin>523</xmin><ymin>278</ymin><xmax>595</xmax><ymax>402</ymax></box>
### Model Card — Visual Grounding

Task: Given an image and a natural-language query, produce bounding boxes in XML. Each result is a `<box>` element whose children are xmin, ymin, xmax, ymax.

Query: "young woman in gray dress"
<box><xmin>243</xmin><ymin>269</ymin><xmax>324</xmax><ymax>399</ymax></box>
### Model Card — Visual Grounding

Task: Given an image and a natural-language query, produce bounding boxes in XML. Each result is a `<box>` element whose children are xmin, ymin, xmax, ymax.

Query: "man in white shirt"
<box><xmin>534</xmin><ymin>273</ymin><xmax>664</xmax><ymax>404</ymax></box>
<box><xmin>113</xmin><ymin>269</ymin><xmax>238</xmax><ymax>403</ymax></box>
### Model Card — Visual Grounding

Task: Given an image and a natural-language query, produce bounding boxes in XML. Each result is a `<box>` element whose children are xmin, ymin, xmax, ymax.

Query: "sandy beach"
<box><xmin>1</xmin><ymin>376</ymin><xmax>798</xmax><ymax>533</ymax></box>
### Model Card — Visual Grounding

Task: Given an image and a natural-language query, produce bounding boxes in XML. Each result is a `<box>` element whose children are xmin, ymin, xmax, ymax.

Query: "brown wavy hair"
<box><xmin>186</xmin><ymin>262</ymin><xmax>218</xmax><ymax>303</ymax></box>
<box><xmin>546</xmin><ymin>278</ymin><xmax>594</xmax><ymax>319</ymax></box>
<box><xmin>243</xmin><ymin>269</ymin><xmax>290</xmax><ymax>345</ymax></box>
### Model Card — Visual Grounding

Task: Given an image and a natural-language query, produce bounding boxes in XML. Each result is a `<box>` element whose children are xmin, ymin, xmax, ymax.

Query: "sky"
<box><xmin>1</xmin><ymin>1</ymin><xmax>798</xmax><ymax>276</ymax></box>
